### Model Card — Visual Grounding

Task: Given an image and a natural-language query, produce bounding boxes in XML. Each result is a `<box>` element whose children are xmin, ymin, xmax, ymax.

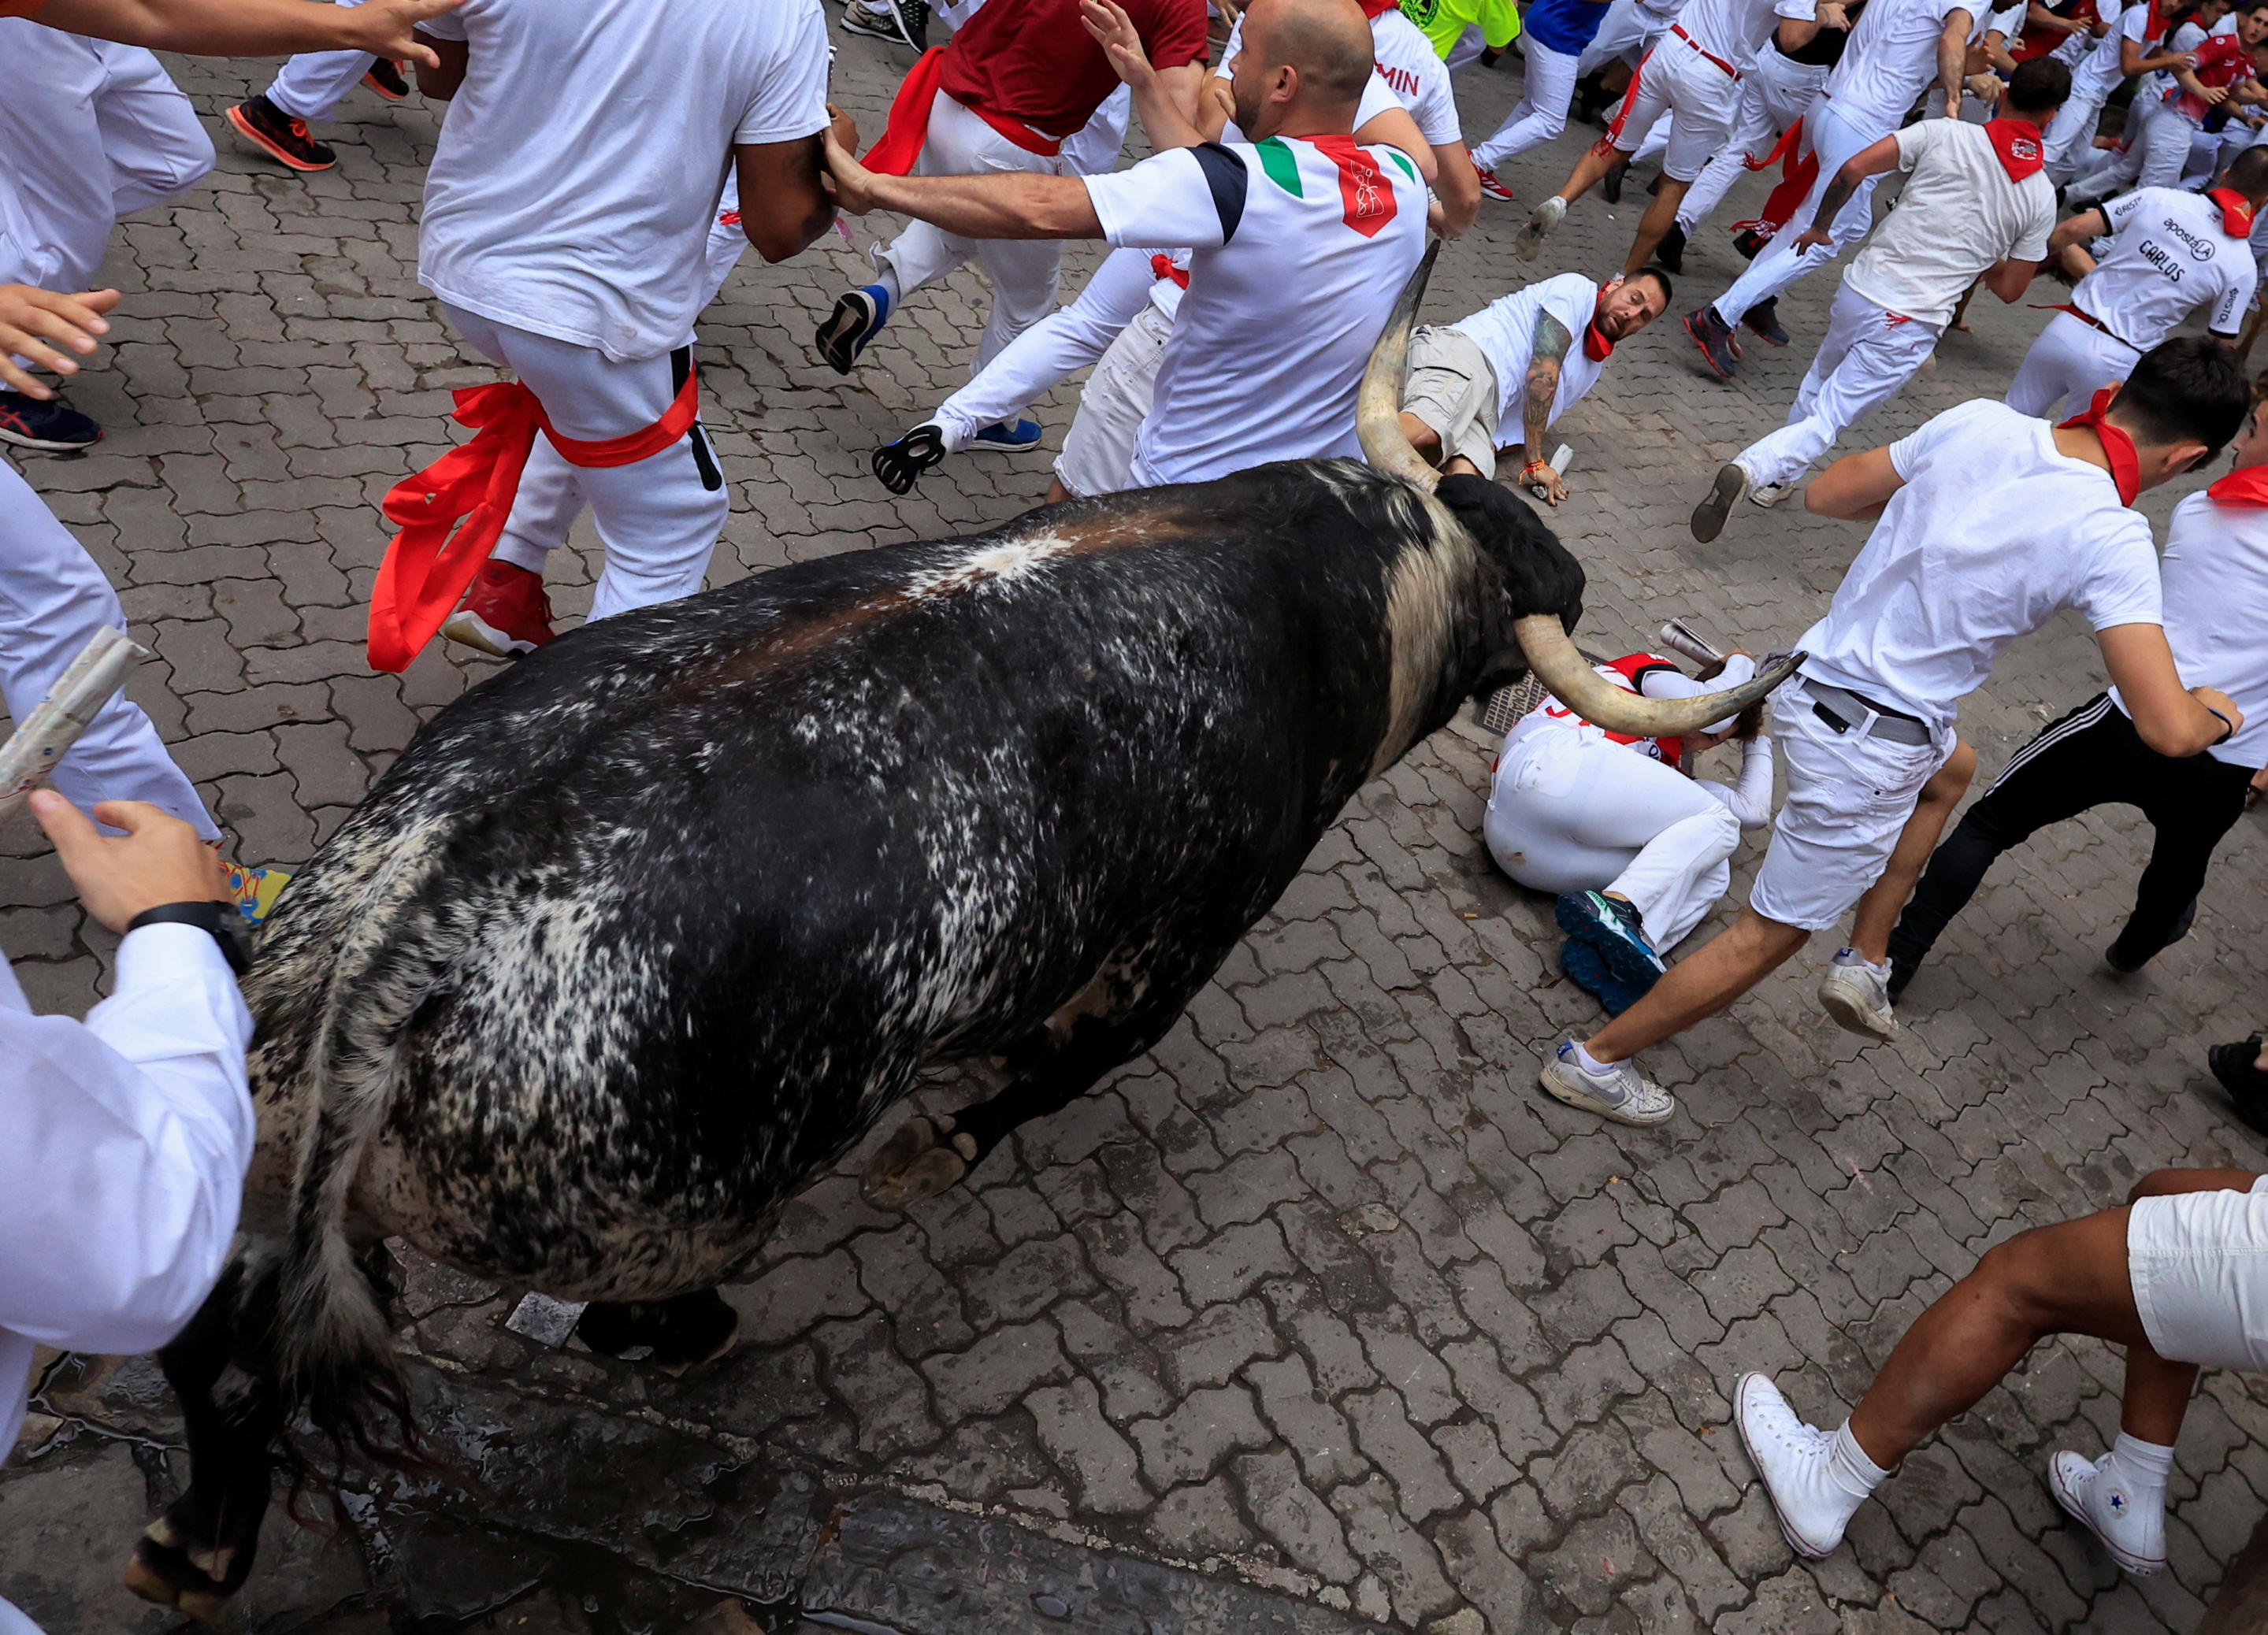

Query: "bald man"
<box><xmin>826</xmin><ymin>0</ymin><xmax>1430</xmax><ymax>487</ymax></box>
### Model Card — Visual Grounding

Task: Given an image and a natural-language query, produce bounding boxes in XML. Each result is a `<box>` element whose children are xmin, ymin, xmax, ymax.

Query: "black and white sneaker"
<box><xmin>1690</xmin><ymin>461</ymin><xmax>1752</xmax><ymax>543</ymax></box>
<box><xmin>873</xmin><ymin>423</ymin><xmax>948</xmax><ymax>494</ymax></box>
<box><xmin>815</xmin><ymin>283</ymin><xmax>893</xmax><ymax>375</ymax></box>
<box><xmin>0</xmin><ymin>391</ymin><xmax>100</xmax><ymax>450</ymax></box>
<box><xmin>841</xmin><ymin>0</ymin><xmax>928</xmax><ymax>46</ymax></box>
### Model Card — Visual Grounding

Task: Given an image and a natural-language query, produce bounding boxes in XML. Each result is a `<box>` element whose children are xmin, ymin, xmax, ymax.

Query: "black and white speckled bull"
<box><xmin>124</xmin><ymin>247</ymin><xmax>1791</xmax><ymax>1616</ymax></box>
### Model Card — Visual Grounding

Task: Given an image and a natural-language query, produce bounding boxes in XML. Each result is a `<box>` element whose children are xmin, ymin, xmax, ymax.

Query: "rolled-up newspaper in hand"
<box><xmin>0</xmin><ymin>626</ymin><xmax>150</xmax><ymax>821</ymax></box>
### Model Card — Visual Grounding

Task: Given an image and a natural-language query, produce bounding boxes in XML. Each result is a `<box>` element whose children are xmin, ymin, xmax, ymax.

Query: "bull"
<box><xmin>122</xmin><ymin>247</ymin><xmax>1791</xmax><ymax>1617</ymax></box>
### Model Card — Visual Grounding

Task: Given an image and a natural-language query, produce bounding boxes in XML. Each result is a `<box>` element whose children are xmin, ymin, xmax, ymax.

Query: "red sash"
<box><xmin>2208</xmin><ymin>463</ymin><xmax>2268</xmax><ymax>506</ymax></box>
<box><xmin>861</xmin><ymin>46</ymin><xmax>1063</xmax><ymax>176</ymax></box>
<box><xmin>370</xmin><ymin>370</ymin><xmax>700</xmax><ymax>673</ymax></box>
<box><xmin>2056</xmin><ymin>384</ymin><xmax>2142</xmax><ymax>506</ymax></box>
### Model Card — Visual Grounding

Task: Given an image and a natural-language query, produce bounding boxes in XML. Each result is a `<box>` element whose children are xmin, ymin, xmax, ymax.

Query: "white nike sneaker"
<box><xmin>1516</xmin><ymin>195</ymin><xmax>1566</xmax><ymax>261</ymax></box>
<box><xmin>1735</xmin><ymin>1374</ymin><xmax>1855</xmax><ymax>1559</ymax></box>
<box><xmin>1536</xmin><ymin>1041</ymin><xmax>1676</xmax><ymax>1126</ymax></box>
<box><xmin>1819</xmin><ymin>948</ymin><xmax>1899</xmax><ymax>1042</ymax></box>
<box><xmin>2051</xmin><ymin>1450</ymin><xmax>2167</xmax><ymax>1576</ymax></box>
<box><xmin>1750</xmin><ymin>480</ymin><xmax>1795</xmax><ymax>507</ymax></box>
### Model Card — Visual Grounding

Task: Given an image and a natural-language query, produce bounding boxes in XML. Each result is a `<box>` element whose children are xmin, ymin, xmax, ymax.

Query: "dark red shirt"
<box><xmin>2173</xmin><ymin>32</ymin><xmax>2258</xmax><ymax>122</ymax></box>
<box><xmin>939</xmin><ymin>0</ymin><xmax>1209</xmax><ymax>139</ymax></box>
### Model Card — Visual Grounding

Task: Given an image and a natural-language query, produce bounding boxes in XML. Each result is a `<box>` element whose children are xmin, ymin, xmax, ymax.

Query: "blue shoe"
<box><xmin>815</xmin><ymin>283</ymin><xmax>893</xmax><ymax>375</ymax></box>
<box><xmin>970</xmin><ymin>417</ymin><xmax>1042</xmax><ymax>451</ymax></box>
<box><xmin>1560</xmin><ymin>937</ymin><xmax>1649</xmax><ymax>1018</ymax></box>
<box><xmin>1555</xmin><ymin>889</ymin><xmax>1667</xmax><ymax>993</ymax></box>
<box><xmin>0</xmin><ymin>391</ymin><xmax>99</xmax><ymax>450</ymax></box>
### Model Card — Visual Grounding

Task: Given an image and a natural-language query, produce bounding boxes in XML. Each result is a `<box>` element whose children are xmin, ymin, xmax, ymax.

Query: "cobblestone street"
<box><xmin>4</xmin><ymin>24</ymin><xmax>2268</xmax><ymax>1635</ymax></box>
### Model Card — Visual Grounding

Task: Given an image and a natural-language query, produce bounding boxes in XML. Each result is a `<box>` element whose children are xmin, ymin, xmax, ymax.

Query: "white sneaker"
<box><xmin>2051</xmin><ymin>1450</ymin><xmax>2167</xmax><ymax>1576</ymax></box>
<box><xmin>1735</xmin><ymin>1374</ymin><xmax>1854</xmax><ymax>1559</ymax></box>
<box><xmin>1819</xmin><ymin>948</ymin><xmax>1899</xmax><ymax>1042</ymax></box>
<box><xmin>1516</xmin><ymin>195</ymin><xmax>1566</xmax><ymax>261</ymax></box>
<box><xmin>1750</xmin><ymin>480</ymin><xmax>1795</xmax><ymax>507</ymax></box>
<box><xmin>1536</xmin><ymin>1041</ymin><xmax>1676</xmax><ymax>1126</ymax></box>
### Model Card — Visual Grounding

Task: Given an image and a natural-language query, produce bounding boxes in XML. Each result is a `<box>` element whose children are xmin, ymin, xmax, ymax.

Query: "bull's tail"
<box><xmin>248</xmin><ymin>815</ymin><xmax>466</xmax><ymax>1468</ymax></box>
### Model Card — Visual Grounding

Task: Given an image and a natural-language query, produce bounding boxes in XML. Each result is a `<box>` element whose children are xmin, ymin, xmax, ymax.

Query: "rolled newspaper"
<box><xmin>0</xmin><ymin>626</ymin><xmax>150</xmax><ymax>821</ymax></box>
<box><xmin>1657</xmin><ymin>620</ymin><xmax>1724</xmax><ymax>667</ymax></box>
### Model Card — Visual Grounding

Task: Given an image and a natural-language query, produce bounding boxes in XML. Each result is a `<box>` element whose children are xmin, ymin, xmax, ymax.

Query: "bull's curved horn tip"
<box><xmin>1356</xmin><ymin>239</ymin><xmax>1443</xmax><ymax>493</ymax></box>
<box><xmin>1514</xmin><ymin>616</ymin><xmax>1803</xmax><ymax>738</ymax></box>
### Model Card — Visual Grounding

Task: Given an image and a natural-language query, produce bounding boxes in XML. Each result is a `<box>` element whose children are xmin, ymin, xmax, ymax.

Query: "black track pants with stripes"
<box><xmin>1887</xmin><ymin>692</ymin><xmax>2254</xmax><ymax>988</ymax></box>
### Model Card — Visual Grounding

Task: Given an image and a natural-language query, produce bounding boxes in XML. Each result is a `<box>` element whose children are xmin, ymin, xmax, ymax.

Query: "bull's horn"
<box><xmin>1515</xmin><ymin>616</ymin><xmax>1803</xmax><ymax>736</ymax></box>
<box><xmin>1357</xmin><ymin>239</ymin><xmax>1442</xmax><ymax>492</ymax></box>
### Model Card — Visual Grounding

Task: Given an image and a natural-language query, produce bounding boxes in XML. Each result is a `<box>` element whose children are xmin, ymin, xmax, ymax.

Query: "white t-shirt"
<box><xmin>418</xmin><ymin>0</ymin><xmax>832</xmax><ymax>362</ymax></box>
<box><xmin>1984</xmin><ymin>0</ymin><xmax>2029</xmax><ymax>41</ymax></box>
<box><xmin>1798</xmin><ymin>399</ymin><xmax>2163</xmax><ymax>732</ymax></box>
<box><xmin>2070</xmin><ymin>0</ymin><xmax>2134</xmax><ymax>88</ymax></box>
<box><xmin>1219</xmin><ymin>18</ymin><xmax>1446</xmax><ymax>142</ymax></box>
<box><xmin>1446</xmin><ymin>272</ymin><xmax>1612</xmax><ymax>437</ymax></box>
<box><xmin>1843</xmin><ymin>118</ymin><xmax>2055</xmax><ymax>324</ymax></box>
<box><xmin>1676</xmin><ymin>0</ymin><xmax>1816</xmax><ymax>71</ymax></box>
<box><xmin>2075</xmin><ymin>185</ymin><xmax>2260</xmax><ymax>344</ymax></box>
<box><xmin>1084</xmin><ymin>136</ymin><xmax>1428</xmax><ymax>484</ymax></box>
<box><xmin>2110</xmin><ymin>488</ymin><xmax>2268</xmax><ymax>766</ymax></box>
<box><xmin>1823</xmin><ymin>0</ymin><xmax>1986</xmax><ymax>132</ymax></box>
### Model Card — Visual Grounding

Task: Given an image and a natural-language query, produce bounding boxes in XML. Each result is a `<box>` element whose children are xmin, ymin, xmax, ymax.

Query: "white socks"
<box><xmin>2100</xmin><ymin>1431</ymin><xmax>2175</xmax><ymax>1497</ymax></box>
<box><xmin>1572</xmin><ymin>1040</ymin><xmax>1612</xmax><ymax>1074</ymax></box>
<box><xmin>1829</xmin><ymin>1421</ymin><xmax>1891</xmax><ymax>1507</ymax></box>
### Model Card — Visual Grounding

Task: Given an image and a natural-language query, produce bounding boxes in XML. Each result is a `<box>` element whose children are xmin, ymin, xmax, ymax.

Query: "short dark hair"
<box><xmin>2006</xmin><ymin>56</ymin><xmax>2072</xmax><ymax>116</ymax></box>
<box><xmin>1631</xmin><ymin>265</ymin><xmax>1674</xmax><ymax>307</ymax></box>
<box><xmin>2228</xmin><ymin>142</ymin><xmax>2268</xmax><ymax>197</ymax></box>
<box><xmin>2114</xmin><ymin>336</ymin><xmax>2249</xmax><ymax>454</ymax></box>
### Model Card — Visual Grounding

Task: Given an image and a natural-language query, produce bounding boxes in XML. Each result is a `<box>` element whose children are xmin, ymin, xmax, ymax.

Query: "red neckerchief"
<box><xmin>1583</xmin><ymin>288</ymin><xmax>1615</xmax><ymax>362</ymax></box>
<box><xmin>1983</xmin><ymin>117</ymin><xmax>2047</xmax><ymax>180</ymax></box>
<box><xmin>2056</xmin><ymin>386</ymin><xmax>2143</xmax><ymax>506</ymax></box>
<box><xmin>2209</xmin><ymin>185</ymin><xmax>2257</xmax><ymax>237</ymax></box>
<box><xmin>1358</xmin><ymin>0</ymin><xmax>1399</xmax><ymax>15</ymax></box>
<box><xmin>1308</xmin><ymin>133</ymin><xmax>1401</xmax><ymax>237</ymax></box>
<box><xmin>2144</xmin><ymin>0</ymin><xmax>2169</xmax><ymax>41</ymax></box>
<box><xmin>2208</xmin><ymin>462</ymin><xmax>2268</xmax><ymax>505</ymax></box>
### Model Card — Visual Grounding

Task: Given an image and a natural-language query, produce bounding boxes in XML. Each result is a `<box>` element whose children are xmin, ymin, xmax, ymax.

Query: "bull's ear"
<box><xmin>1435</xmin><ymin>474</ymin><xmax>1585</xmax><ymax>633</ymax></box>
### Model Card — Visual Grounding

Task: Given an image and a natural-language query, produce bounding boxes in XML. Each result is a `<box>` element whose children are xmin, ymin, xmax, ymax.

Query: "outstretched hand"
<box><xmin>30</xmin><ymin>793</ymin><xmax>228</xmax><ymax>936</ymax></box>
<box><xmin>823</xmin><ymin>128</ymin><xmax>884</xmax><ymax>215</ymax></box>
<box><xmin>335</xmin><ymin>0</ymin><xmax>466</xmax><ymax>65</ymax></box>
<box><xmin>0</xmin><ymin>285</ymin><xmax>120</xmax><ymax>399</ymax></box>
<box><xmin>1081</xmin><ymin>0</ymin><xmax>1157</xmax><ymax>89</ymax></box>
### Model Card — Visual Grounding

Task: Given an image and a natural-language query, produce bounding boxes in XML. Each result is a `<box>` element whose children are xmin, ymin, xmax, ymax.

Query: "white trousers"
<box><xmin>931</xmin><ymin>243</ymin><xmax>1156</xmax><ymax>452</ymax></box>
<box><xmin>265</xmin><ymin>0</ymin><xmax>372</xmax><ymax>123</ymax></box>
<box><xmin>0</xmin><ymin>22</ymin><xmax>213</xmax><ymax>291</ymax></box>
<box><xmin>1709</xmin><ymin>97</ymin><xmax>1884</xmax><ymax>325</ymax></box>
<box><xmin>1474</xmin><ymin>38</ymin><xmax>1584</xmax><ymax>169</ymax></box>
<box><xmin>879</xmin><ymin>95</ymin><xmax>1069</xmax><ymax>398</ymax></box>
<box><xmin>1739</xmin><ymin>283</ymin><xmax>1941</xmax><ymax>487</ymax></box>
<box><xmin>1678</xmin><ymin>51</ymin><xmax>1827</xmax><ymax>234</ymax></box>
<box><xmin>1056</xmin><ymin>302</ymin><xmax>1171</xmax><ymax>497</ymax></box>
<box><xmin>0</xmin><ymin>465</ymin><xmax>213</xmax><ymax>837</ymax></box>
<box><xmin>1062</xmin><ymin>83</ymin><xmax>1132</xmax><ymax>178</ymax></box>
<box><xmin>488</xmin><ymin>185</ymin><xmax>748</xmax><ymax>590</ymax></box>
<box><xmin>1484</xmin><ymin>731</ymin><xmax>1744</xmax><ymax>951</ymax></box>
<box><xmin>1612</xmin><ymin>33</ymin><xmax>1742</xmax><ymax>181</ymax></box>
<box><xmin>446</xmin><ymin>305</ymin><xmax>728</xmax><ymax>621</ymax></box>
<box><xmin>2005</xmin><ymin>309</ymin><xmax>2140</xmax><ymax>420</ymax></box>
<box><xmin>2043</xmin><ymin>68</ymin><xmax>2120</xmax><ymax>184</ymax></box>
<box><xmin>2069</xmin><ymin>99</ymin><xmax>2194</xmax><ymax>204</ymax></box>
<box><xmin>1577</xmin><ymin>0</ymin><xmax>1671</xmax><ymax>76</ymax></box>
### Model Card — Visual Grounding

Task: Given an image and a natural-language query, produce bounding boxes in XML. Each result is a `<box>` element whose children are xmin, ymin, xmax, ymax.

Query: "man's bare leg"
<box><xmin>1848</xmin><ymin>740</ymin><xmax>1974</xmax><ymax>965</ymax></box>
<box><xmin>1553</xmin><ymin>139</ymin><xmax>1628</xmax><ymax>206</ymax></box>
<box><xmin>1622</xmin><ymin>175</ymin><xmax>1694</xmax><ymax>275</ymax></box>
<box><xmin>1580</xmin><ymin>905</ymin><xmax>1810</xmax><ymax>1062</ymax></box>
<box><xmin>1045</xmin><ymin>476</ymin><xmax>1072</xmax><ymax>503</ymax></box>
<box><xmin>1398</xmin><ymin>410</ymin><xmax>1443</xmax><ymax>461</ymax></box>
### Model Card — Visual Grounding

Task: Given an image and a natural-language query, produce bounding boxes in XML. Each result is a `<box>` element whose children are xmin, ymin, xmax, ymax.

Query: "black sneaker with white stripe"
<box><xmin>0</xmin><ymin>391</ymin><xmax>99</xmax><ymax>450</ymax></box>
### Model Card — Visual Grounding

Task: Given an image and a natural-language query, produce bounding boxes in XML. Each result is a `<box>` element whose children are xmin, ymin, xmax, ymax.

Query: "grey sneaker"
<box><xmin>1516</xmin><ymin>195</ymin><xmax>1566</xmax><ymax>261</ymax></box>
<box><xmin>1537</xmin><ymin>1041</ymin><xmax>1676</xmax><ymax>1126</ymax></box>
<box><xmin>1818</xmin><ymin>947</ymin><xmax>1898</xmax><ymax>1041</ymax></box>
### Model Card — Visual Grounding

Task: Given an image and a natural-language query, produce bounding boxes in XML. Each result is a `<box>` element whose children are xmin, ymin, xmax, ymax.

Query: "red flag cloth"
<box><xmin>371</xmin><ymin>369</ymin><xmax>700</xmax><ymax>673</ymax></box>
<box><xmin>2056</xmin><ymin>385</ymin><xmax>2142</xmax><ymax>506</ymax></box>
<box><xmin>1984</xmin><ymin>117</ymin><xmax>2047</xmax><ymax>180</ymax></box>
<box><xmin>2208</xmin><ymin>185</ymin><xmax>2258</xmax><ymax>238</ymax></box>
<box><xmin>2208</xmin><ymin>463</ymin><xmax>2268</xmax><ymax>506</ymax></box>
<box><xmin>1758</xmin><ymin>139</ymin><xmax>1819</xmax><ymax>233</ymax></box>
<box><xmin>1310</xmin><ymin>134</ymin><xmax>1401</xmax><ymax>238</ymax></box>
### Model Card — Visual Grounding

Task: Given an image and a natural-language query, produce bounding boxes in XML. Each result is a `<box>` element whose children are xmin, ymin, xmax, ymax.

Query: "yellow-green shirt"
<box><xmin>1399</xmin><ymin>0</ymin><xmax>1522</xmax><ymax>57</ymax></box>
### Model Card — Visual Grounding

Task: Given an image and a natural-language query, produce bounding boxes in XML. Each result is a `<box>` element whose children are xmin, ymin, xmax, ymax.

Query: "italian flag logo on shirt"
<box><xmin>1257</xmin><ymin>135</ymin><xmax>1417</xmax><ymax>238</ymax></box>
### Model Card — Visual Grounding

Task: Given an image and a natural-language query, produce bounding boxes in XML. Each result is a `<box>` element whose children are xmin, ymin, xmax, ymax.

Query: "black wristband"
<box><xmin>124</xmin><ymin>900</ymin><xmax>251</xmax><ymax>977</ymax></box>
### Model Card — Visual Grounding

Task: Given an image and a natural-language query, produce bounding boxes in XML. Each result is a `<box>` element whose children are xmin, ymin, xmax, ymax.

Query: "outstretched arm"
<box><xmin>1794</xmin><ymin>135</ymin><xmax>1903</xmax><ymax>250</ymax></box>
<box><xmin>2099</xmin><ymin>623</ymin><xmax>2246</xmax><ymax>756</ymax></box>
<box><xmin>1937</xmin><ymin>9</ymin><xmax>1977</xmax><ymax>113</ymax></box>
<box><xmin>826</xmin><ymin>131</ymin><xmax>1104</xmax><ymax>238</ymax></box>
<box><xmin>1982</xmin><ymin>257</ymin><xmax>2042</xmax><ymax>301</ymax></box>
<box><xmin>1806</xmin><ymin>444</ymin><xmax>1904</xmax><ymax>521</ymax></box>
<box><xmin>1520</xmin><ymin>312</ymin><xmax>1572</xmax><ymax>504</ymax></box>
<box><xmin>38</xmin><ymin>0</ymin><xmax>460</xmax><ymax>60</ymax></box>
<box><xmin>1084</xmin><ymin>0</ymin><xmax>1211</xmax><ymax>149</ymax></box>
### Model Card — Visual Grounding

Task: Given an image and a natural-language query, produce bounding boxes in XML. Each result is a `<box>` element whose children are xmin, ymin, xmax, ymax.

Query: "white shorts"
<box><xmin>1055</xmin><ymin>300</ymin><xmax>1171</xmax><ymax>498</ymax></box>
<box><xmin>1747</xmin><ymin>677</ymin><xmax>1948</xmax><ymax>931</ymax></box>
<box><xmin>2130</xmin><ymin>1176</ymin><xmax>2268</xmax><ymax>1373</ymax></box>
<box><xmin>1611</xmin><ymin>32</ymin><xmax>1742</xmax><ymax>182</ymax></box>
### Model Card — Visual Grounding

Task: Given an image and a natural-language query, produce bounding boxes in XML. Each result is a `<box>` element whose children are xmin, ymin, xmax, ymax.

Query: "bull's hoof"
<box><xmin>860</xmin><ymin>1114</ymin><xmax>971</xmax><ymax>1210</ymax></box>
<box><xmin>576</xmin><ymin>1287</ymin><xmax>739</xmax><ymax>1368</ymax></box>
<box><xmin>124</xmin><ymin>1522</ymin><xmax>235</xmax><ymax>1624</ymax></box>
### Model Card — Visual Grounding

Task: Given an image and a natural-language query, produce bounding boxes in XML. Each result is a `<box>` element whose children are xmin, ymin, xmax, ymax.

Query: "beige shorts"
<box><xmin>2131</xmin><ymin>1175</ymin><xmax>2268</xmax><ymax>1373</ymax></box>
<box><xmin>1056</xmin><ymin>302</ymin><xmax>1171</xmax><ymax>498</ymax></box>
<box><xmin>1402</xmin><ymin>325</ymin><xmax>1503</xmax><ymax>476</ymax></box>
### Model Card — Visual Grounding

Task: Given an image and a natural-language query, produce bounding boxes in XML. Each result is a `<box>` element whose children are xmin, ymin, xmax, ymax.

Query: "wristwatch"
<box><xmin>125</xmin><ymin>899</ymin><xmax>251</xmax><ymax>977</ymax></box>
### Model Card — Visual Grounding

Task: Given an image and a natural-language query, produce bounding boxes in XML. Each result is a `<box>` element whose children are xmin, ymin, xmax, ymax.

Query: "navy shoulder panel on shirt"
<box><xmin>1190</xmin><ymin>142</ymin><xmax>1250</xmax><ymax>245</ymax></box>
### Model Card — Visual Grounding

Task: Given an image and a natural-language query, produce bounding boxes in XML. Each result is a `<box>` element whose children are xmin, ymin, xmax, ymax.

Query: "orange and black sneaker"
<box><xmin>225</xmin><ymin>95</ymin><xmax>337</xmax><ymax>172</ymax></box>
<box><xmin>362</xmin><ymin>58</ymin><xmax>409</xmax><ymax>99</ymax></box>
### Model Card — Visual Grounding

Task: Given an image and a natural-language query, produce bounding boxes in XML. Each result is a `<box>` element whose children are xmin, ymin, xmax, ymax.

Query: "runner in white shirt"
<box><xmin>2</xmin><ymin>793</ymin><xmax>255</xmax><ymax>1635</ymax></box>
<box><xmin>1396</xmin><ymin>269</ymin><xmax>1671</xmax><ymax>496</ymax></box>
<box><xmin>2067</xmin><ymin>0</ymin><xmax>2264</xmax><ymax>202</ymax></box>
<box><xmin>395</xmin><ymin>0</ymin><xmax>836</xmax><ymax>663</ymax></box>
<box><xmin>1692</xmin><ymin>58</ymin><xmax>2060</xmax><ymax>535</ymax></box>
<box><xmin>2043</xmin><ymin>0</ymin><xmax>2136</xmax><ymax>179</ymax></box>
<box><xmin>1518</xmin><ymin>0</ymin><xmax>1819</xmax><ymax>276</ymax></box>
<box><xmin>1537</xmin><ymin>339</ymin><xmax>2247</xmax><ymax>1128</ymax></box>
<box><xmin>1680</xmin><ymin>0</ymin><xmax>1987</xmax><ymax>375</ymax></box>
<box><xmin>1885</xmin><ymin>385</ymin><xmax>2268</xmax><ymax>1002</ymax></box>
<box><xmin>2007</xmin><ymin>153</ymin><xmax>2267</xmax><ymax>418</ymax></box>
